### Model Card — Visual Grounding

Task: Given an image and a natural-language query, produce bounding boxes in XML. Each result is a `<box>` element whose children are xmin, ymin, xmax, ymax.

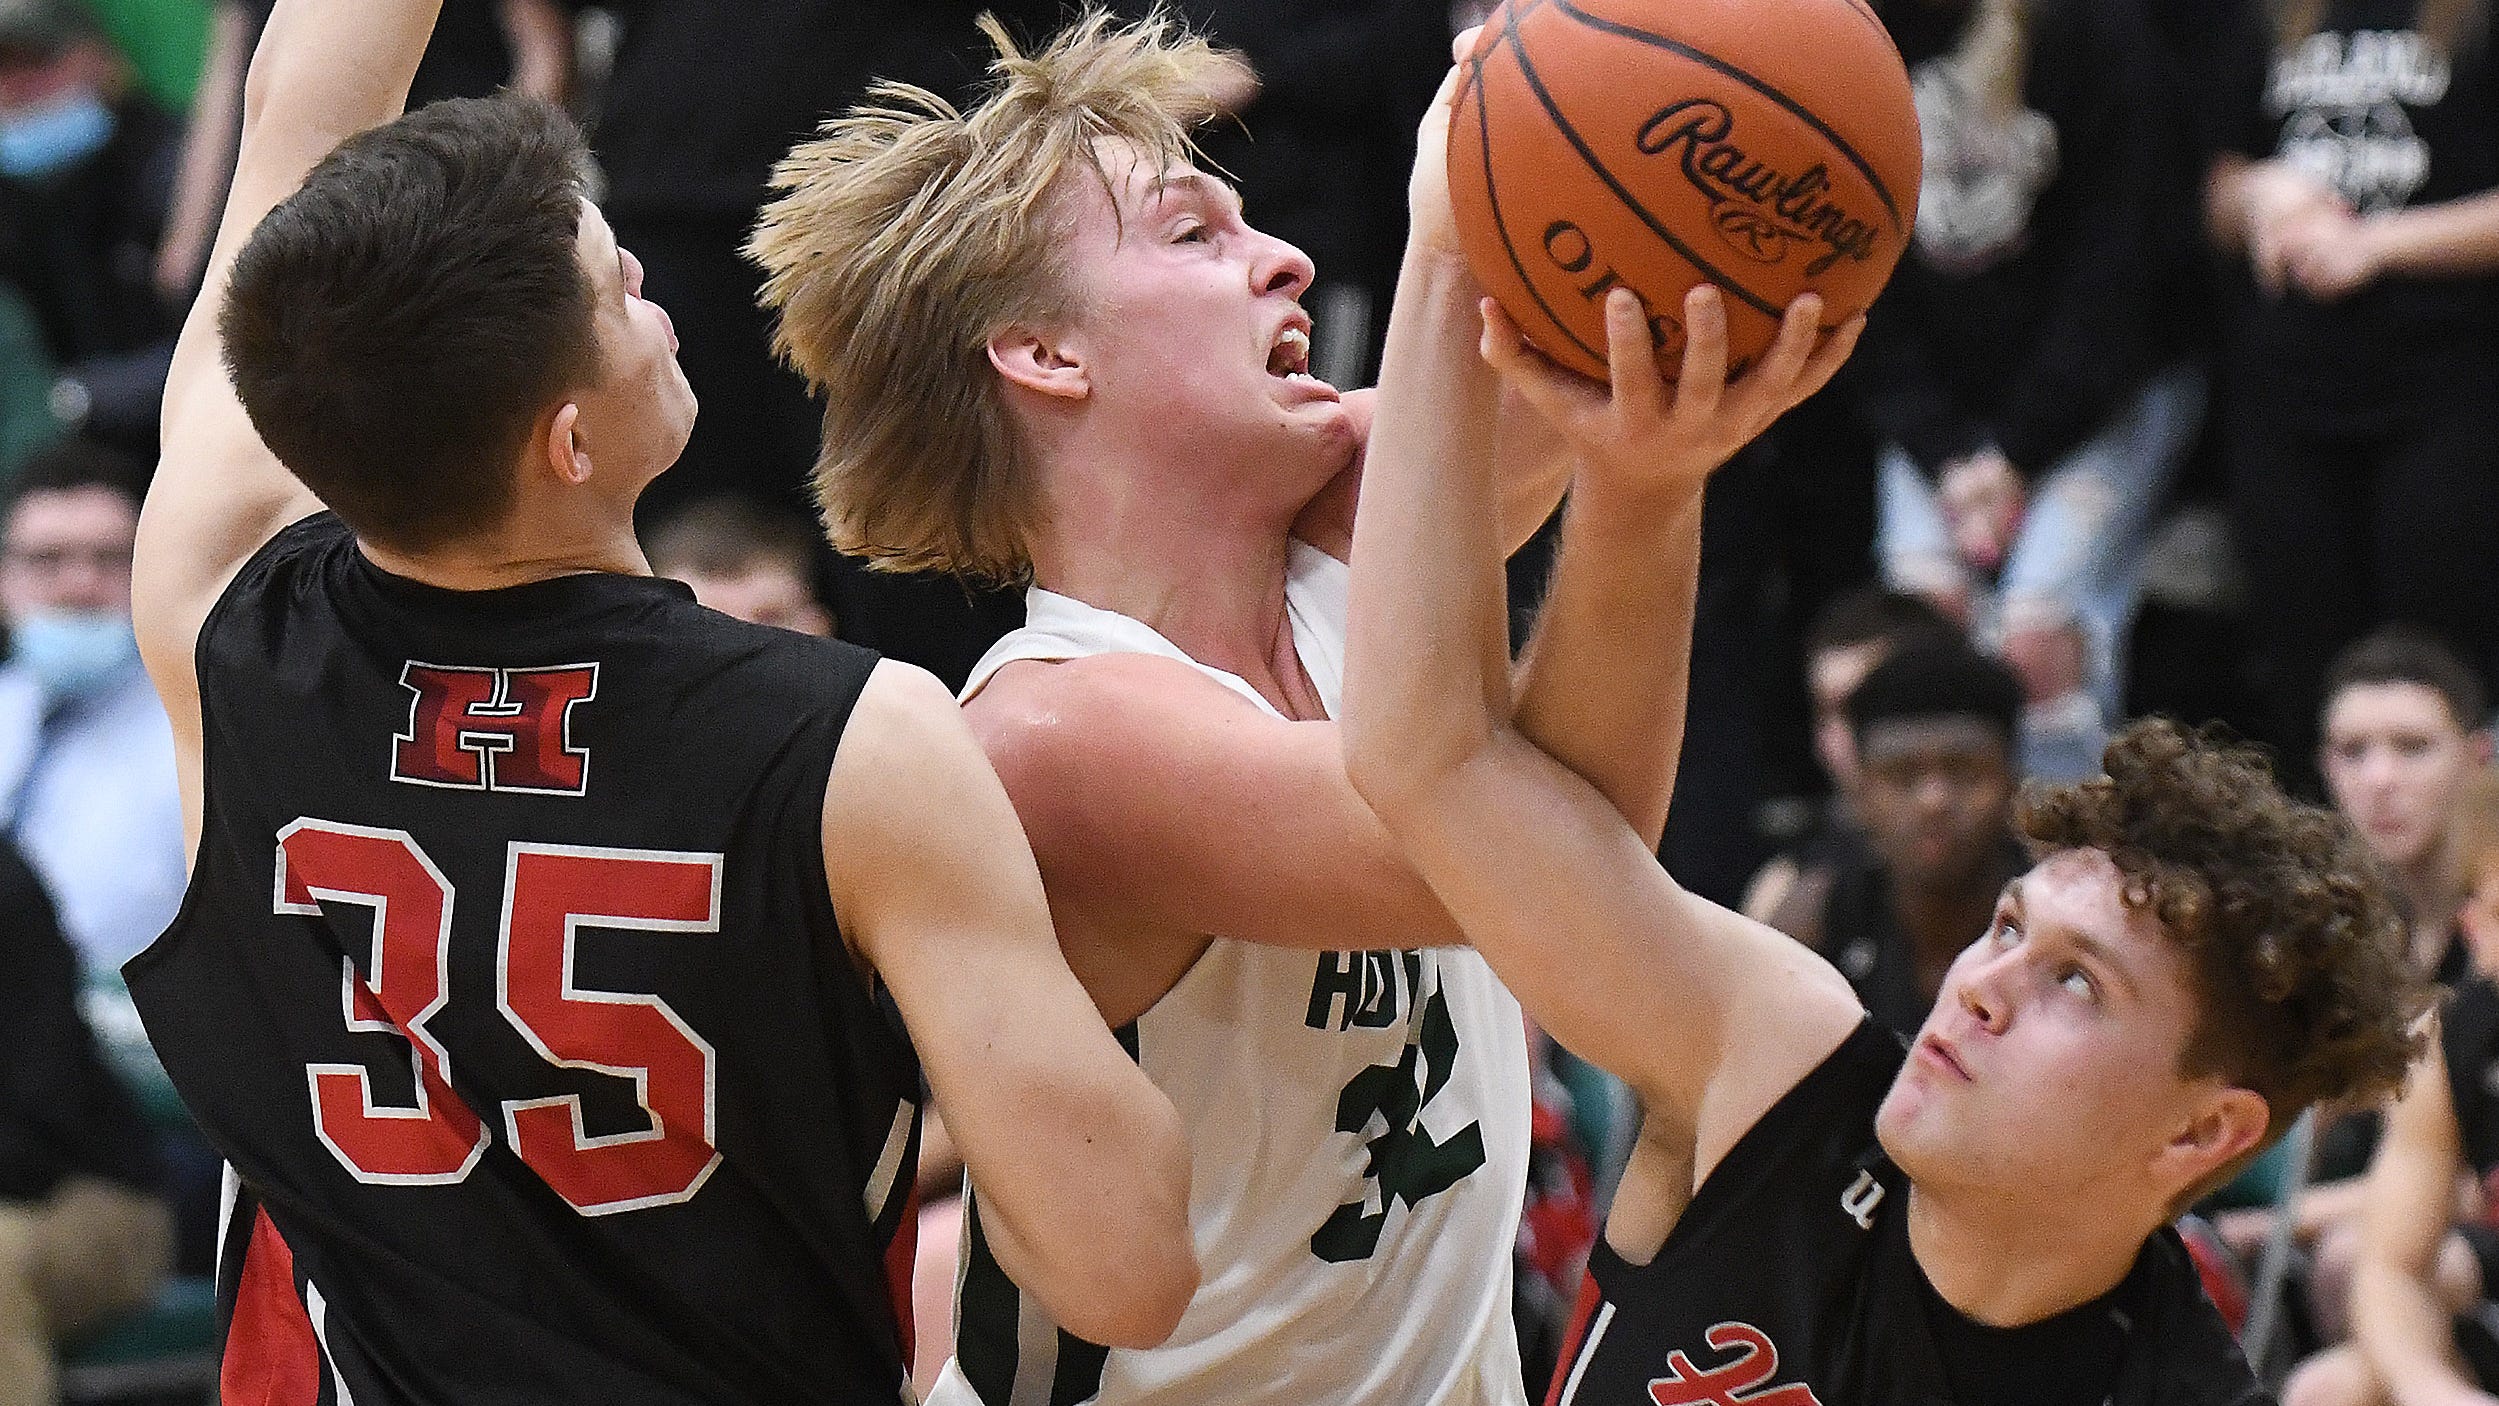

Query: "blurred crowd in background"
<box><xmin>2</xmin><ymin>0</ymin><xmax>2495</xmax><ymax>1401</ymax></box>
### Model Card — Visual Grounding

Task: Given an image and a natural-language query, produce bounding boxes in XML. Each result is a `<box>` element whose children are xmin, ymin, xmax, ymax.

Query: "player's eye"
<box><xmin>1991</xmin><ymin>917</ymin><xmax>2021</xmax><ymax>947</ymax></box>
<box><xmin>2058</xmin><ymin>965</ymin><xmax>2096</xmax><ymax>1001</ymax></box>
<box><xmin>1173</xmin><ymin>222</ymin><xmax>1209</xmax><ymax>244</ymax></box>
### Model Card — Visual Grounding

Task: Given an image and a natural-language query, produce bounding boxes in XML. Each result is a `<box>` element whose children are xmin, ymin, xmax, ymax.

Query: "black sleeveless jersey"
<box><xmin>1545</xmin><ymin>1022</ymin><xmax>2268</xmax><ymax>1406</ymax></box>
<box><xmin>125</xmin><ymin>515</ymin><xmax>924</xmax><ymax>1405</ymax></box>
<box><xmin>2442</xmin><ymin>972</ymin><xmax>2499</xmax><ymax>1180</ymax></box>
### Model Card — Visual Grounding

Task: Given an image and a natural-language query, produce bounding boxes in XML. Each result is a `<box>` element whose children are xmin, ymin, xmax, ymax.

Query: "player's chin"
<box><xmin>1280</xmin><ymin>390</ymin><xmax>1356</xmax><ymax>442</ymax></box>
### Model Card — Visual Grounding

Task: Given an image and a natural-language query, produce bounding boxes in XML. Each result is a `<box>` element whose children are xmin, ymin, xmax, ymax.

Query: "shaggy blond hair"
<box><xmin>748</xmin><ymin>10</ymin><xmax>1242</xmax><ymax>584</ymax></box>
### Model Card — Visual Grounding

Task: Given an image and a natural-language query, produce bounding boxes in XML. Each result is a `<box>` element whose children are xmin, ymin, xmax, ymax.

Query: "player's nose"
<box><xmin>1252</xmin><ymin>231</ymin><xmax>1315</xmax><ymax>300</ymax></box>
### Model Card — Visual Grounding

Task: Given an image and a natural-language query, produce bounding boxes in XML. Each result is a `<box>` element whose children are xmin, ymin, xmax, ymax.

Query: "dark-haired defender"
<box><xmin>124</xmin><ymin>2</ymin><xmax>1193</xmax><ymax>1401</ymax></box>
<box><xmin>1340</xmin><ymin>113</ymin><xmax>2432</xmax><ymax>1406</ymax></box>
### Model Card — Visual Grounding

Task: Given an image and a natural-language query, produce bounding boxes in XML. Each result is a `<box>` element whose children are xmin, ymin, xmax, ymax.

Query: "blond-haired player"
<box><xmin>750</xmin><ymin>12</ymin><xmax>1841</xmax><ymax>1403</ymax></box>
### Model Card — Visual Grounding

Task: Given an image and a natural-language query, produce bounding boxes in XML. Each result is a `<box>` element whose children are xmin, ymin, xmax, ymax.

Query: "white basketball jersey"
<box><xmin>935</xmin><ymin>542</ymin><xmax>1531</xmax><ymax>1406</ymax></box>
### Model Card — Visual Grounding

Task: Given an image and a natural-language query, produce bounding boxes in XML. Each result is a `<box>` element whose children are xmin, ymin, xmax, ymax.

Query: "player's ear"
<box><xmin>988</xmin><ymin>326</ymin><xmax>1091</xmax><ymax>401</ymax></box>
<box><xmin>2163</xmin><ymin>1086</ymin><xmax>2268</xmax><ymax>1189</ymax></box>
<box><xmin>538</xmin><ymin>402</ymin><xmax>593</xmax><ymax>487</ymax></box>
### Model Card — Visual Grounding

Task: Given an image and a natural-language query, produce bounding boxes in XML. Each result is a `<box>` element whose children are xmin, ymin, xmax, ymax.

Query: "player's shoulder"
<box><xmin>190</xmin><ymin>511</ymin><xmax>356</xmax><ymax>652</ymax></box>
<box><xmin>822</xmin><ymin>660</ymin><xmax>1007</xmax><ymax>840</ymax></box>
<box><xmin>2119</xmin><ymin>1226</ymin><xmax>2273</xmax><ymax>1406</ymax></box>
<box><xmin>965</xmin><ymin>652</ymin><xmax>1263</xmax><ymax>756</ymax></box>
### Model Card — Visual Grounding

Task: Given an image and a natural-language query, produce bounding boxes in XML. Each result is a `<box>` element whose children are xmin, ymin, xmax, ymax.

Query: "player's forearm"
<box><xmin>156</xmin><ymin>2</ymin><xmax>250</xmax><ymax>298</ymax></box>
<box><xmin>1494</xmin><ymin>396</ymin><xmax>1575</xmax><ymax>557</ymax></box>
<box><xmin>2372</xmin><ymin>187</ymin><xmax>2499</xmax><ymax>280</ymax></box>
<box><xmin>1342</xmin><ymin>244</ymin><xmax>1510</xmax><ymax>821</ymax></box>
<box><xmin>243</xmin><ymin>0</ymin><xmax>444</xmax><ymax>142</ymax></box>
<box><xmin>1510</xmin><ymin>479</ymin><xmax>1704</xmax><ymax>847</ymax></box>
<box><xmin>973</xmin><ymin>1061</ymin><xmax>1196</xmax><ymax>1348</ymax></box>
<box><xmin>2355</xmin><ymin>1259</ymin><xmax>2488</xmax><ymax>1406</ymax></box>
<box><xmin>498</xmin><ymin>0</ymin><xmax>573</xmax><ymax>104</ymax></box>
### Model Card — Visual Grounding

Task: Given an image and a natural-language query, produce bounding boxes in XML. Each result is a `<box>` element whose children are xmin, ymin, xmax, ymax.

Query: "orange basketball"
<box><xmin>1448</xmin><ymin>0</ymin><xmax>1921</xmax><ymax>382</ymax></box>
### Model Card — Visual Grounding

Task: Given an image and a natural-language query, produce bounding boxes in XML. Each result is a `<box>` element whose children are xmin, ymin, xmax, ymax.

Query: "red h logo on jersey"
<box><xmin>1647</xmin><ymin>1323</ymin><xmax>1825</xmax><ymax>1406</ymax></box>
<box><xmin>392</xmin><ymin>662</ymin><xmax>598</xmax><ymax>795</ymax></box>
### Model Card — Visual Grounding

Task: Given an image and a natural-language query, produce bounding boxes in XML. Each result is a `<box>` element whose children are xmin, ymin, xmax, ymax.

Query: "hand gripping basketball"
<box><xmin>1480</xmin><ymin>282</ymin><xmax>1863</xmax><ymax>502</ymax></box>
<box><xmin>1447</xmin><ymin>0</ymin><xmax>1919</xmax><ymax>381</ymax></box>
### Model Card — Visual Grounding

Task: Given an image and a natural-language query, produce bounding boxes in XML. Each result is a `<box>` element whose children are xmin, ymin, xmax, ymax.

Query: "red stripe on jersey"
<box><xmin>221</xmin><ymin>1206</ymin><xmax>322</xmax><ymax>1406</ymax></box>
<box><xmin>885</xmin><ymin>1183</ymin><xmax>922</xmax><ymax>1367</ymax></box>
<box><xmin>1544</xmin><ymin>1271</ymin><xmax>1607</xmax><ymax>1406</ymax></box>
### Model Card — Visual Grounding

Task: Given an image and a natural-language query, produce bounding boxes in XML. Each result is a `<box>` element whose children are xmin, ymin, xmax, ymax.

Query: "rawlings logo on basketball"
<box><xmin>392</xmin><ymin>662</ymin><xmax>598</xmax><ymax>795</ymax></box>
<box><xmin>1636</xmin><ymin>99</ymin><xmax>1878</xmax><ymax>277</ymax></box>
<box><xmin>1646</xmin><ymin>1322</ymin><xmax>1825</xmax><ymax>1406</ymax></box>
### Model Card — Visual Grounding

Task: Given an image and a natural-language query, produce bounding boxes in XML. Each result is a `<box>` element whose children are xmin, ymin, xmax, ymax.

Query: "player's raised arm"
<box><xmin>1498</xmin><ymin>287</ymin><xmax>1857</xmax><ymax>845</ymax></box>
<box><xmin>826</xmin><ymin>662</ymin><xmax>1197</xmax><ymax>1349</ymax></box>
<box><xmin>1341</xmin><ymin>65</ymin><xmax>1863</xmax><ymax>1159</ymax></box>
<box><xmin>134</xmin><ymin>0</ymin><xmax>441</xmax><ymax>748</ymax></box>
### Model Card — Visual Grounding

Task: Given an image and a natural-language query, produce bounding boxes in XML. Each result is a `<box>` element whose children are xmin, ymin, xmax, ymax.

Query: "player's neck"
<box><xmin>1028</xmin><ymin>473</ymin><xmax>1315</xmax><ymax>707</ymax></box>
<box><xmin>1902</xmin><ymin>1179</ymin><xmax>2150</xmax><ymax>1329</ymax></box>
<box><xmin>357</xmin><ymin>505</ymin><xmax>652</xmax><ymax>593</ymax></box>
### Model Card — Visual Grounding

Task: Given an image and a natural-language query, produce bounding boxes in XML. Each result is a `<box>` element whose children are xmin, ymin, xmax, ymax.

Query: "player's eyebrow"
<box><xmin>2063</xmin><ymin>927</ymin><xmax>2144</xmax><ymax>1003</ymax></box>
<box><xmin>1148</xmin><ymin>170</ymin><xmax>1239</xmax><ymax>217</ymax></box>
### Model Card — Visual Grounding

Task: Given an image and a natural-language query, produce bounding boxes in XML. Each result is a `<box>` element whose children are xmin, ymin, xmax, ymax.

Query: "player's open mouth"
<box><xmin>1266</xmin><ymin>323</ymin><xmax>1338</xmax><ymax>401</ymax></box>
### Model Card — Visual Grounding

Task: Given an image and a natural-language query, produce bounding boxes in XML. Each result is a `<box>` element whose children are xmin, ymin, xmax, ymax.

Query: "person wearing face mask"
<box><xmin>0</xmin><ymin>0</ymin><xmax>182</xmax><ymax>454</ymax></box>
<box><xmin>0</xmin><ymin>436</ymin><xmax>184</xmax><ymax>979</ymax></box>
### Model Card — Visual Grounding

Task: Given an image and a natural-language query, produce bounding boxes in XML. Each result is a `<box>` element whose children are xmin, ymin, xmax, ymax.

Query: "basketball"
<box><xmin>1448</xmin><ymin>0</ymin><xmax>1922</xmax><ymax>382</ymax></box>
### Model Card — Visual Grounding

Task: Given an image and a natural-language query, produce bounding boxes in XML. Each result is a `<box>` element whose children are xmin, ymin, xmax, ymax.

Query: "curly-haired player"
<box><xmin>1340</xmin><ymin>100</ymin><xmax>2431</xmax><ymax>1402</ymax></box>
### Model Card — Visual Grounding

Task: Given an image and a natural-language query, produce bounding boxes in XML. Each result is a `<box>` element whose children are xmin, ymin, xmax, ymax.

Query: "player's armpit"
<box><xmin>2352</xmin><ymin>1028</ymin><xmax>2481</xmax><ymax>1406</ymax></box>
<box><xmin>963</xmin><ymin>652</ymin><xmax>1466</xmax><ymax>952</ymax></box>
<box><xmin>825</xmin><ymin>661</ymin><xmax>1197</xmax><ymax>1350</ymax></box>
<box><xmin>1354</xmin><ymin>723</ymin><xmax>1862</xmax><ymax>1177</ymax></box>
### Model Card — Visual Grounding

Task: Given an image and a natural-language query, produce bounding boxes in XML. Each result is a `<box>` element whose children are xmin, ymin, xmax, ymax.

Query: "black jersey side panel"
<box><xmin>128</xmin><ymin>514</ymin><xmax>921</xmax><ymax>1405</ymax></box>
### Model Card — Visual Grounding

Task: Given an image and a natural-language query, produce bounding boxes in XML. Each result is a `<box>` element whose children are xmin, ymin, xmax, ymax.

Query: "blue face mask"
<box><xmin>11</xmin><ymin>608</ymin><xmax>138</xmax><ymax>701</ymax></box>
<box><xmin>0</xmin><ymin>89</ymin><xmax>114</xmax><ymax>180</ymax></box>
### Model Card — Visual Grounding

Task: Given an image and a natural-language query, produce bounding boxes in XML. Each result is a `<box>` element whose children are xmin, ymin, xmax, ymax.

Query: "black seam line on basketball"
<box><xmin>1478</xmin><ymin>7</ymin><xmax>1608</xmax><ymax>372</ymax></box>
<box><xmin>1546</xmin><ymin>0</ymin><xmax>1905</xmax><ymax>233</ymax></box>
<box><xmin>1502</xmin><ymin>18</ymin><xmax>1788</xmax><ymax>321</ymax></box>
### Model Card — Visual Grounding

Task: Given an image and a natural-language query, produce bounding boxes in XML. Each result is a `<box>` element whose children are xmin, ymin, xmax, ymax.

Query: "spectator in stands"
<box><xmin>0</xmin><ymin>833</ymin><xmax>170</xmax><ymax>1406</ymax></box>
<box><xmin>1761</xmin><ymin>638</ymin><xmax>2029</xmax><ymax>1037</ymax></box>
<box><xmin>1858</xmin><ymin>0</ymin><xmax>2201</xmax><ymax>781</ymax></box>
<box><xmin>2324</xmin><ymin>628</ymin><xmax>2495</xmax><ymax>971</ymax></box>
<box><xmin>2281</xmin><ymin>770</ymin><xmax>2499</xmax><ymax>1406</ymax></box>
<box><xmin>155</xmin><ymin>0</ymin><xmax>570</xmax><ymax>302</ymax></box>
<box><xmin>2204</xmin><ymin>0</ymin><xmax>2499</xmax><ymax>795</ymax></box>
<box><xmin>644</xmin><ymin>495</ymin><xmax>833</xmax><ymax>636</ymax></box>
<box><xmin>1743</xmin><ymin>585</ymin><xmax>1957</xmax><ymax>928</ymax></box>
<box><xmin>0</xmin><ymin>0</ymin><xmax>183</xmax><ymax>453</ymax></box>
<box><xmin>0</xmin><ymin>438</ymin><xmax>183</xmax><ymax>977</ymax></box>
<box><xmin>2211</xmin><ymin>629</ymin><xmax>2497</xmax><ymax>1336</ymax></box>
<box><xmin>0</xmin><ymin>282</ymin><xmax>61</xmax><ymax>477</ymax></box>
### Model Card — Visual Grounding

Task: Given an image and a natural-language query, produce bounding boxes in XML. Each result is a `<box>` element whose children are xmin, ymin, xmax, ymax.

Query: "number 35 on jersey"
<box><xmin>275</xmin><ymin>818</ymin><xmax>723</xmax><ymax>1216</ymax></box>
